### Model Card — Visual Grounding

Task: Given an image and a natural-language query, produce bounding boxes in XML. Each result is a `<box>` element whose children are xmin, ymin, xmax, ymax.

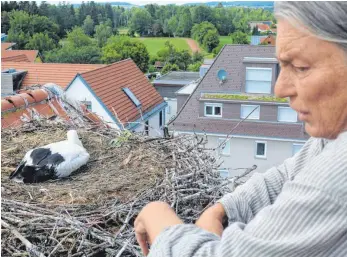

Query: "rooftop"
<box><xmin>1</xmin><ymin>62</ymin><xmax>106</xmax><ymax>89</ymax></box>
<box><xmin>79</xmin><ymin>59</ymin><xmax>164</xmax><ymax>125</ymax></box>
<box><xmin>1</xmin><ymin>54</ymin><xmax>30</xmax><ymax>62</ymax></box>
<box><xmin>1</xmin><ymin>42</ymin><xmax>16</xmax><ymax>51</ymax></box>
<box><xmin>176</xmin><ymin>83</ymin><xmax>199</xmax><ymax>95</ymax></box>
<box><xmin>2</xmin><ymin>50</ymin><xmax>39</xmax><ymax>63</ymax></box>
<box><xmin>256</xmin><ymin>24</ymin><xmax>271</xmax><ymax>31</ymax></box>
<box><xmin>153</xmin><ymin>71</ymin><xmax>200</xmax><ymax>86</ymax></box>
<box><xmin>1</xmin><ymin>86</ymin><xmax>101</xmax><ymax>129</ymax></box>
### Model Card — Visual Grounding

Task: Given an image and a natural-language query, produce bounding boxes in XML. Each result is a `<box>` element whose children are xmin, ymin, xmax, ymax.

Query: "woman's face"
<box><xmin>275</xmin><ymin>19</ymin><xmax>347</xmax><ymax>139</ymax></box>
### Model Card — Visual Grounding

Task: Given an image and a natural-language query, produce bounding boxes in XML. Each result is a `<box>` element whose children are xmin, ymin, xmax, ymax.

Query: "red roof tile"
<box><xmin>2</xmin><ymin>50</ymin><xmax>39</xmax><ymax>62</ymax></box>
<box><xmin>1</xmin><ymin>42</ymin><xmax>16</xmax><ymax>51</ymax></box>
<box><xmin>1</xmin><ymin>62</ymin><xmax>106</xmax><ymax>89</ymax></box>
<box><xmin>80</xmin><ymin>59</ymin><xmax>164</xmax><ymax>125</ymax></box>
<box><xmin>1</xmin><ymin>88</ymin><xmax>103</xmax><ymax>129</ymax></box>
<box><xmin>2</xmin><ymin>54</ymin><xmax>30</xmax><ymax>62</ymax></box>
<box><xmin>256</xmin><ymin>24</ymin><xmax>271</xmax><ymax>31</ymax></box>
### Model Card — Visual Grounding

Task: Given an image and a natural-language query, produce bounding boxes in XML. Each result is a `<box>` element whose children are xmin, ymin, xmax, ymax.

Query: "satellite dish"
<box><xmin>217</xmin><ymin>69</ymin><xmax>228</xmax><ymax>82</ymax></box>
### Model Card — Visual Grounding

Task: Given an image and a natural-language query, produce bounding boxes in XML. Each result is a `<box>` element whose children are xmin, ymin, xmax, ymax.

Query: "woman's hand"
<box><xmin>134</xmin><ymin>201</ymin><xmax>183</xmax><ymax>256</ymax></box>
<box><xmin>195</xmin><ymin>203</ymin><xmax>226</xmax><ymax>237</ymax></box>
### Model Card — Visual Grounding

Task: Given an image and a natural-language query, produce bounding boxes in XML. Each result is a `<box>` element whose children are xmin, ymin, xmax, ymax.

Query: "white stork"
<box><xmin>9</xmin><ymin>130</ymin><xmax>89</xmax><ymax>183</ymax></box>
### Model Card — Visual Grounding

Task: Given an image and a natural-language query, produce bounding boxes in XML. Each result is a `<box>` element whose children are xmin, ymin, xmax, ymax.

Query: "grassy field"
<box><xmin>136</xmin><ymin>37</ymin><xmax>191</xmax><ymax>56</ymax></box>
<box><xmin>219</xmin><ymin>36</ymin><xmax>233</xmax><ymax>45</ymax></box>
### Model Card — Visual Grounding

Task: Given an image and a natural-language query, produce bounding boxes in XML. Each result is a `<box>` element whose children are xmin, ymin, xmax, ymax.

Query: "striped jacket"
<box><xmin>149</xmin><ymin>131</ymin><xmax>347</xmax><ymax>257</ymax></box>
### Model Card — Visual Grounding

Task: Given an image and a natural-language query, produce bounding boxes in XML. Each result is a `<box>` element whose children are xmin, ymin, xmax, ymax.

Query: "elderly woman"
<box><xmin>135</xmin><ymin>2</ymin><xmax>347</xmax><ymax>256</ymax></box>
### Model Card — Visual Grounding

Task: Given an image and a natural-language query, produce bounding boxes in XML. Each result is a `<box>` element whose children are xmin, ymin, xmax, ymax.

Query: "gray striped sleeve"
<box><xmin>148</xmin><ymin>132</ymin><xmax>347</xmax><ymax>257</ymax></box>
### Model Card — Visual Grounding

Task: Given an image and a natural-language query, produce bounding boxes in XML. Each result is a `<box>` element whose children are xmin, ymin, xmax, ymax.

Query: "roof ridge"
<box><xmin>80</xmin><ymin>59</ymin><xmax>132</xmax><ymax>76</ymax></box>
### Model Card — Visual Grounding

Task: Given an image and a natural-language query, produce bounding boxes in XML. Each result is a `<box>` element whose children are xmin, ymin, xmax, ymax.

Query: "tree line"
<box><xmin>2</xmin><ymin>1</ymin><xmax>274</xmax><ymax>38</ymax></box>
<box><xmin>1</xmin><ymin>1</ymin><xmax>274</xmax><ymax>73</ymax></box>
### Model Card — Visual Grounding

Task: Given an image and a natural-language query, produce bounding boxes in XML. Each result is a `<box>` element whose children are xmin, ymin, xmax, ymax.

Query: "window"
<box><xmin>145</xmin><ymin>120</ymin><xmax>149</xmax><ymax>136</ymax></box>
<box><xmin>255</xmin><ymin>141</ymin><xmax>267</xmax><ymax>158</ymax></box>
<box><xmin>218</xmin><ymin>138</ymin><xmax>230</xmax><ymax>156</ymax></box>
<box><xmin>245</xmin><ymin>67</ymin><xmax>272</xmax><ymax>94</ymax></box>
<box><xmin>123</xmin><ymin>88</ymin><xmax>141</xmax><ymax>107</ymax></box>
<box><xmin>218</xmin><ymin>169</ymin><xmax>229</xmax><ymax>179</ymax></box>
<box><xmin>204</xmin><ymin>103</ymin><xmax>222</xmax><ymax>117</ymax></box>
<box><xmin>82</xmin><ymin>101</ymin><xmax>92</xmax><ymax>111</ymax></box>
<box><xmin>241</xmin><ymin>105</ymin><xmax>260</xmax><ymax>120</ymax></box>
<box><xmin>292</xmin><ymin>143</ymin><xmax>304</xmax><ymax>156</ymax></box>
<box><xmin>278</xmin><ymin>107</ymin><xmax>298</xmax><ymax>122</ymax></box>
<box><xmin>159</xmin><ymin>110</ymin><xmax>163</xmax><ymax>127</ymax></box>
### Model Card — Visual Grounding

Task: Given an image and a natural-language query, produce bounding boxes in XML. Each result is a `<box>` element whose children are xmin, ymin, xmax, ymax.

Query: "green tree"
<box><xmin>176</xmin><ymin>9</ymin><xmax>192</xmax><ymax>37</ymax></box>
<box><xmin>203</xmin><ymin>30</ymin><xmax>220</xmax><ymax>53</ymax></box>
<box><xmin>83</xmin><ymin>15</ymin><xmax>95</xmax><ymax>36</ymax></box>
<box><xmin>187</xmin><ymin>61</ymin><xmax>202</xmax><ymax>72</ymax></box>
<box><xmin>1</xmin><ymin>11</ymin><xmax>10</xmax><ymax>34</ymax></box>
<box><xmin>26</xmin><ymin>32</ymin><xmax>57</xmax><ymax>53</ymax></box>
<box><xmin>230</xmin><ymin>31</ymin><xmax>250</xmax><ymax>44</ymax></box>
<box><xmin>45</xmin><ymin>44</ymin><xmax>101</xmax><ymax>64</ymax></box>
<box><xmin>167</xmin><ymin>16</ymin><xmax>178</xmax><ymax>37</ymax></box>
<box><xmin>45</xmin><ymin>27</ymin><xmax>100</xmax><ymax>64</ymax></box>
<box><xmin>101</xmin><ymin>36</ymin><xmax>150</xmax><ymax>72</ymax></box>
<box><xmin>94</xmin><ymin>22</ymin><xmax>113</xmax><ymax>47</ymax></box>
<box><xmin>157</xmin><ymin>41</ymin><xmax>193</xmax><ymax>70</ymax></box>
<box><xmin>161</xmin><ymin>63</ymin><xmax>179</xmax><ymax>74</ymax></box>
<box><xmin>212</xmin><ymin>44</ymin><xmax>223</xmax><ymax>57</ymax></box>
<box><xmin>39</xmin><ymin>1</ymin><xmax>50</xmax><ymax>16</ymax></box>
<box><xmin>191</xmin><ymin>5</ymin><xmax>213</xmax><ymax>24</ymax></box>
<box><xmin>7</xmin><ymin>10</ymin><xmax>59</xmax><ymax>49</ymax></box>
<box><xmin>192</xmin><ymin>51</ymin><xmax>204</xmax><ymax>63</ymax></box>
<box><xmin>191</xmin><ymin>21</ymin><xmax>218</xmax><ymax>45</ymax></box>
<box><xmin>67</xmin><ymin>27</ymin><xmax>93</xmax><ymax>48</ymax></box>
<box><xmin>148</xmin><ymin>65</ymin><xmax>157</xmax><ymax>73</ymax></box>
<box><xmin>129</xmin><ymin>8</ymin><xmax>152</xmax><ymax>36</ymax></box>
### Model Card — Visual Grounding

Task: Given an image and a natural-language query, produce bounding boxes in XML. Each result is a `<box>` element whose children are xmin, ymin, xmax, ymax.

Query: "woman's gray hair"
<box><xmin>274</xmin><ymin>2</ymin><xmax>347</xmax><ymax>52</ymax></box>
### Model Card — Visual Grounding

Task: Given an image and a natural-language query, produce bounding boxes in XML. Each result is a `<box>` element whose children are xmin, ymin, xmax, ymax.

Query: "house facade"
<box><xmin>170</xmin><ymin>45</ymin><xmax>309</xmax><ymax>176</ymax></box>
<box><xmin>65</xmin><ymin>59</ymin><xmax>167</xmax><ymax>136</ymax></box>
<box><xmin>152</xmin><ymin>71</ymin><xmax>200</xmax><ymax>124</ymax></box>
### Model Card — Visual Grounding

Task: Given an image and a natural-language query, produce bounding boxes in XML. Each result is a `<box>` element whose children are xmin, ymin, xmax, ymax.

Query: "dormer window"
<box><xmin>245</xmin><ymin>67</ymin><xmax>272</xmax><ymax>94</ymax></box>
<box><xmin>204</xmin><ymin>103</ymin><xmax>222</xmax><ymax>117</ymax></box>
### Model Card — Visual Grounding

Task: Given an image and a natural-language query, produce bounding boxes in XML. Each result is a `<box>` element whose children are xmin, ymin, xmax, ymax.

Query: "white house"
<box><xmin>65</xmin><ymin>59</ymin><xmax>167</xmax><ymax>137</ymax></box>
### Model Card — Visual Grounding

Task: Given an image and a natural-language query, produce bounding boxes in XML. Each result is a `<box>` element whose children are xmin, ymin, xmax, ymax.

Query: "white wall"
<box><xmin>177</xmin><ymin>131</ymin><xmax>306</xmax><ymax>177</ymax></box>
<box><xmin>164</xmin><ymin>97</ymin><xmax>177</xmax><ymax>125</ymax></box>
<box><xmin>65</xmin><ymin>77</ymin><xmax>119</xmax><ymax>129</ymax></box>
<box><xmin>133</xmin><ymin>110</ymin><xmax>164</xmax><ymax>137</ymax></box>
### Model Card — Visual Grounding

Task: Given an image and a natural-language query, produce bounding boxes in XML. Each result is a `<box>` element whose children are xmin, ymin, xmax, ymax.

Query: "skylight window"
<box><xmin>122</xmin><ymin>88</ymin><xmax>141</xmax><ymax>107</ymax></box>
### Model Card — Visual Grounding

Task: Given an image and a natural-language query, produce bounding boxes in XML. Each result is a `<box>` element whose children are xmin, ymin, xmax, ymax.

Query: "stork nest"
<box><xmin>1</xmin><ymin>121</ymin><xmax>256</xmax><ymax>257</ymax></box>
<box><xmin>1</xmin><ymin>122</ymin><xmax>169</xmax><ymax>204</ymax></box>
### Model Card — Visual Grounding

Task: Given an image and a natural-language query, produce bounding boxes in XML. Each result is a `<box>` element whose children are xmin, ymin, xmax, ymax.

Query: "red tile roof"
<box><xmin>256</xmin><ymin>24</ymin><xmax>271</xmax><ymax>31</ymax></box>
<box><xmin>1</xmin><ymin>88</ymin><xmax>102</xmax><ymax>129</ymax></box>
<box><xmin>80</xmin><ymin>59</ymin><xmax>165</xmax><ymax>125</ymax></box>
<box><xmin>1</xmin><ymin>62</ymin><xmax>106</xmax><ymax>89</ymax></box>
<box><xmin>2</xmin><ymin>50</ymin><xmax>39</xmax><ymax>62</ymax></box>
<box><xmin>1</xmin><ymin>42</ymin><xmax>16</xmax><ymax>51</ymax></box>
<box><xmin>2</xmin><ymin>54</ymin><xmax>30</xmax><ymax>62</ymax></box>
<box><xmin>260</xmin><ymin>35</ymin><xmax>276</xmax><ymax>46</ymax></box>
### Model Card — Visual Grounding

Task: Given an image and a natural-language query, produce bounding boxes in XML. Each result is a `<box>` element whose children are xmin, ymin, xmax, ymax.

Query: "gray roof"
<box><xmin>203</xmin><ymin>59</ymin><xmax>215</xmax><ymax>65</ymax></box>
<box><xmin>153</xmin><ymin>71</ymin><xmax>200</xmax><ymax>86</ymax></box>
